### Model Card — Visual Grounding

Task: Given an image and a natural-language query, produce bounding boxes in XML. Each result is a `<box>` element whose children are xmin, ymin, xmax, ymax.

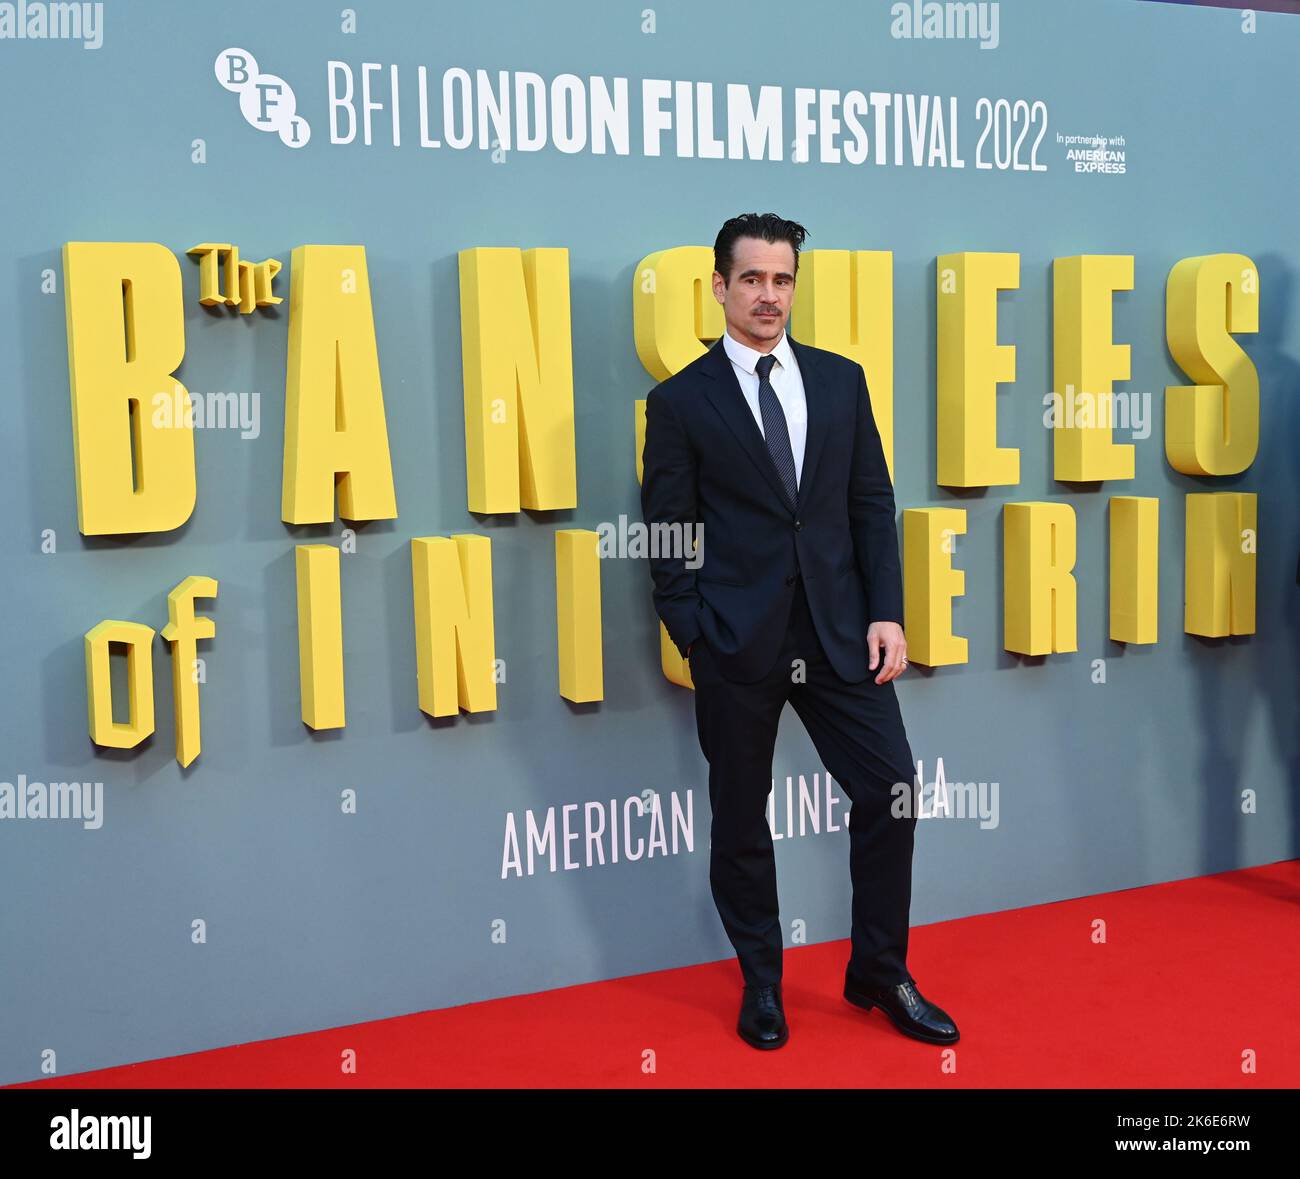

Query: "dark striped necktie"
<box><xmin>756</xmin><ymin>353</ymin><xmax>797</xmax><ymax>509</ymax></box>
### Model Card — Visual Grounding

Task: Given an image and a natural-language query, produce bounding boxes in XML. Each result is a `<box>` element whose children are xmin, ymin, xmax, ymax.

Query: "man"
<box><xmin>639</xmin><ymin>212</ymin><xmax>959</xmax><ymax>1051</ymax></box>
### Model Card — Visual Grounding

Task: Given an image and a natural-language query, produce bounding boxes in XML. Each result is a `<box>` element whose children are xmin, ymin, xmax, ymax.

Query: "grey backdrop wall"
<box><xmin>1</xmin><ymin>0</ymin><xmax>1297</xmax><ymax>1085</ymax></box>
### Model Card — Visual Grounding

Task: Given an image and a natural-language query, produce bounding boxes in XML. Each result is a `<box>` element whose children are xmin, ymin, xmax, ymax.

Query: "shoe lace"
<box><xmin>750</xmin><ymin>984</ymin><xmax>783</xmax><ymax>1012</ymax></box>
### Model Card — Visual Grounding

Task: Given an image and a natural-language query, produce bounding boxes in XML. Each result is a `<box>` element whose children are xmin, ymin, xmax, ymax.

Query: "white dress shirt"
<box><xmin>721</xmin><ymin>326</ymin><xmax>808</xmax><ymax>489</ymax></box>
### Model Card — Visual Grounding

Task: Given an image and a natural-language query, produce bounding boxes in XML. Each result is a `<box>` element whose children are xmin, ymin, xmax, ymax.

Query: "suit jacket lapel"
<box><xmin>702</xmin><ymin>333</ymin><xmax>824</xmax><ymax>516</ymax></box>
<box><xmin>701</xmin><ymin>338</ymin><xmax>794</xmax><ymax>512</ymax></box>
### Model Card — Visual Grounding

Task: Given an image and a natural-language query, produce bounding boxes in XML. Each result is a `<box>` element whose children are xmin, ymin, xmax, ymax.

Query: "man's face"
<box><xmin>712</xmin><ymin>235</ymin><xmax>796</xmax><ymax>352</ymax></box>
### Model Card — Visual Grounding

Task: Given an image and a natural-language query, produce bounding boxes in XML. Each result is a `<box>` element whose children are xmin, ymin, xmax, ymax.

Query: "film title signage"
<box><xmin>62</xmin><ymin>241</ymin><xmax>1258</xmax><ymax>765</ymax></box>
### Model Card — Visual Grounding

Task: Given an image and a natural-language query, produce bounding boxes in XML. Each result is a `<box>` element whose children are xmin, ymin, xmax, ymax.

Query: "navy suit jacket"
<box><xmin>639</xmin><ymin>333</ymin><xmax>904</xmax><ymax>684</ymax></box>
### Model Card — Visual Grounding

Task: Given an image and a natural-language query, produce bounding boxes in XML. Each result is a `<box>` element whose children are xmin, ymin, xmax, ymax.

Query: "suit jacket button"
<box><xmin>793</xmin><ymin>520</ymin><xmax>802</xmax><ymax>530</ymax></box>
<box><xmin>785</xmin><ymin>575</ymin><xmax>795</xmax><ymax>586</ymax></box>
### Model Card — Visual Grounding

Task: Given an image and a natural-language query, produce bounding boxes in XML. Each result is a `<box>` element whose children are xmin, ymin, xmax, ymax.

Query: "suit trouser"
<box><xmin>689</xmin><ymin>572</ymin><xmax>918</xmax><ymax>989</ymax></box>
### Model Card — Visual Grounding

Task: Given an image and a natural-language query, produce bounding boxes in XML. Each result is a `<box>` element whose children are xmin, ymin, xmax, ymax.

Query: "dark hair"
<box><xmin>714</xmin><ymin>213</ymin><xmax>809</xmax><ymax>284</ymax></box>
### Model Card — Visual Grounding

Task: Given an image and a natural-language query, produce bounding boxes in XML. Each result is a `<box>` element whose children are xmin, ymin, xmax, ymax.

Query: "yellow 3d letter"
<box><xmin>791</xmin><ymin>250</ymin><xmax>897</xmax><ymax>478</ymax></box>
<box><xmin>1165</xmin><ymin>254</ymin><xmax>1260</xmax><ymax>476</ymax></box>
<box><xmin>85</xmin><ymin>620</ymin><xmax>156</xmax><ymax>749</ymax></box>
<box><xmin>633</xmin><ymin>246</ymin><xmax>726</xmax><ymax>381</ymax></box>
<box><xmin>937</xmin><ymin>252</ymin><xmax>1020</xmax><ymax>488</ymax></box>
<box><xmin>63</xmin><ymin>242</ymin><xmax>195</xmax><ymax>535</ymax></box>
<box><xmin>295</xmin><ymin>544</ymin><xmax>346</xmax><ymax>729</ymax></box>
<box><xmin>1052</xmin><ymin>255</ymin><xmax>1135</xmax><ymax>482</ymax></box>
<box><xmin>160</xmin><ymin>575</ymin><xmax>218</xmax><ymax>767</ymax></box>
<box><xmin>282</xmin><ymin>245</ymin><xmax>398</xmax><ymax>524</ymax></box>
<box><xmin>632</xmin><ymin>245</ymin><xmax>723</xmax><ymax>689</ymax></box>
<box><xmin>555</xmin><ymin>529</ymin><xmax>604</xmax><ymax>703</ymax></box>
<box><xmin>459</xmin><ymin>247</ymin><xmax>577</xmax><ymax>513</ymax></box>
<box><xmin>411</xmin><ymin>535</ymin><xmax>498</xmax><ymax>716</ymax></box>
<box><xmin>903</xmin><ymin>507</ymin><xmax>968</xmax><ymax>667</ymax></box>
<box><xmin>1004</xmin><ymin>502</ymin><xmax>1078</xmax><ymax>656</ymax></box>
<box><xmin>1185</xmin><ymin>492</ymin><xmax>1256</xmax><ymax>637</ymax></box>
<box><xmin>1109</xmin><ymin>497</ymin><xmax>1158</xmax><ymax>644</ymax></box>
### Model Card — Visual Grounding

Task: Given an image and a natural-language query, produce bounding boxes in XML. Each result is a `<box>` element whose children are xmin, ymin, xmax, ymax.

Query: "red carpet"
<box><xmin>13</xmin><ymin>860</ymin><xmax>1299</xmax><ymax>1089</ymax></box>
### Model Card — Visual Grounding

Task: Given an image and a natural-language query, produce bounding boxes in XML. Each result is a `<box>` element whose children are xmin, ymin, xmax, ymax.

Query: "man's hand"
<box><xmin>867</xmin><ymin>621</ymin><xmax>908</xmax><ymax>684</ymax></box>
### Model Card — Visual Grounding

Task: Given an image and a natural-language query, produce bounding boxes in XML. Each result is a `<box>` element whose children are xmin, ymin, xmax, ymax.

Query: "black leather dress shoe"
<box><xmin>843</xmin><ymin>973</ymin><xmax>959</xmax><ymax>1045</ymax></box>
<box><xmin>738</xmin><ymin>982</ymin><xmax>789</xmax><ymax>1049</ymax></box>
